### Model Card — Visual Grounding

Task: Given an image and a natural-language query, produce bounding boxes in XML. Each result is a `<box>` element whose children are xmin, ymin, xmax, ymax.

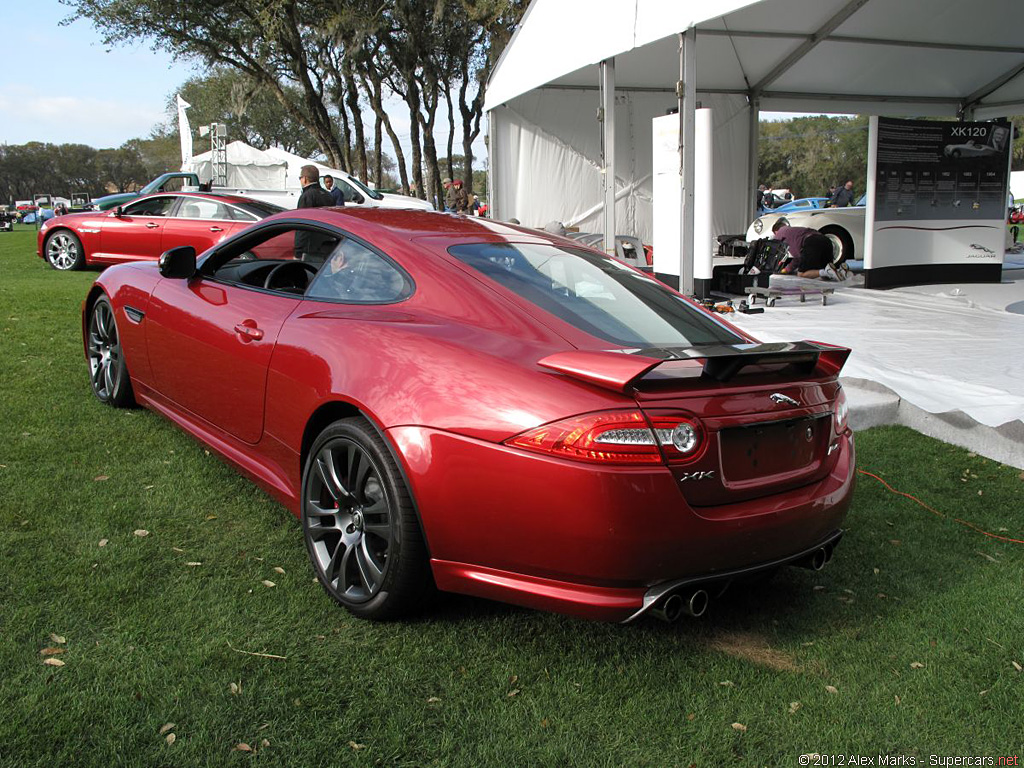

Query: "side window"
<box><xmin>306</xmin><ymin>237</ymin><xmax>410</xmax><ymax>303</ymax></box>
<box><xmin>123</xmin><ymin>196</ymin><xmax>177</xmax><ymax>217</ymax></box>
<box><xmin>336</xmin><ymin>179</ymin><xmax>361</xmax><ymax>203</ymax></box>
<box><xmin>225</xmin><ymin>206</ymin><xmax>258</xmax><ymax>222</ymax></box>
<box><xmin>159</xmin><ymin>177</ymin><xmax>186</xmax><ymax>193</ymax></box>
<box><xmin>203</xmin><ymin>225</ymin><xmax>341</xmax><ymax>296</ymax></box>
<box><xmin>176</xmin><ymin>199</ymin><xmax>230</xmax><ymax>220</ymax></box>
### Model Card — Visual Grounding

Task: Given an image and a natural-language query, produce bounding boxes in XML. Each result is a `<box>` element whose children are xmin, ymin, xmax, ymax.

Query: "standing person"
<box><xmin>442</xmin><ymin>178</ymin><xmax>456</xmax><ymax>211</ymax></box>
<box><xmin>322</xmin><ymin>175</ymin><xmax>346</xmax><ymax>206</ymax></box>
<box><xmin>829</xmin><ymin>180</ymin><xmax>855</xmax><ymax>208</ymax></box>
<box><xmin>771</xmin><ymin>218</ymin><xmax>848</xmax><ymax>280</ymax></box>
<box><xmin>298</xmin><ymin>165</ymin><xmax>334</xmax><ymax>209</ymax></box>
<box><xmin>453</xmin><ymin>179</ymin><xmax>470</xmax><ymax>213</ymax></box>
<box><xmin>295</xmin><ymin>165</ymin><xmax>336</xmax><ymax>262</ymax></box>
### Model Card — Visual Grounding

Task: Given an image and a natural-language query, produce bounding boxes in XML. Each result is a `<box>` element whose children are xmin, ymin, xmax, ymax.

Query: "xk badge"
<box><xmin>679</xmin><ymin>470</ymin><xmax>716</xmax><ymax>482</ymax></box>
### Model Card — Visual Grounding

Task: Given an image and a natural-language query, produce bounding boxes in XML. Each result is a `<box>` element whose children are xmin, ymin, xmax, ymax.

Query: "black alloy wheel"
<box><xmin>86</xmin><ymin>296</ymin><xmax>134</xmax><ymax>407</ymax></box>
<box><xmin>301</xmin><ymin>418</ymin><xmax>430</xmax><ymax>619</ymax></box>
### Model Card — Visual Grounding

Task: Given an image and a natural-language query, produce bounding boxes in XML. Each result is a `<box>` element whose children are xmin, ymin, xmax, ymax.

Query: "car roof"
<box><xmin>267</xmin><ymin>207</ymin><xmax>560</xmax><ymax>247</ymax></box>
<box><xmin>137</xmin><ymin>191</ymin><xmax>260</xmax><ymax>206</ymax></box>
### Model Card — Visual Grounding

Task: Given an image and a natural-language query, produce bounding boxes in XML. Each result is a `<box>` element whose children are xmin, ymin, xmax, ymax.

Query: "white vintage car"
<box><xmin>746</xmin><ymin>195</ymin><xmax>866</xmax><ymax>263</ymax></box>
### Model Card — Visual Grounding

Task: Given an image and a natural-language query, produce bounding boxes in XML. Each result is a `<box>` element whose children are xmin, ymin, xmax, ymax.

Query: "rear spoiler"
<box><xmin>538</xmin><ymin>341</ymin><xmax>850</xmax><ymax>394</ymax></box>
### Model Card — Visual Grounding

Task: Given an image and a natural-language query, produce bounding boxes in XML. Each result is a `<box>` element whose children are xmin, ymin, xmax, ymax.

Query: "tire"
<box><xmin>951</xmin><ymin>149</ymin><xmax>961</xmax><ymax>159</ymax></box>
<box><xmin>86</xmin><ymin>296</ymin><xmax>135</xmax><ymax>407</ymax></box>
<box><xmin>301</xmin><ymin>417</ymin><xmax>430</xmax><ymax>620</ymax></box>
<box><xmin>820</xmin><ymin>226</ymin><xmax>854</xmax><ymax>265</ymax></box>
<box><xmin>45</xmin><ymin>230</ymin><xmax>85</xmax><ymax>270</ymax></box>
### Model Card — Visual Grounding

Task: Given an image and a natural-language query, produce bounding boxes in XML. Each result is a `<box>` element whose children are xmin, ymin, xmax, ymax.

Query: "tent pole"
<box><xmin>748</xmin><ymin>96</ymin><xmax>760</xmax><ymax>224</ymax></box>
<box><xmin>678</xmin><ymin>28</ymin><xmax>696</xmax><ymax>295</ymax></box>
<box><xmin>601</xmin><ymin>59</ymin><xmax>616</xmax><ymax>255</ymax></box>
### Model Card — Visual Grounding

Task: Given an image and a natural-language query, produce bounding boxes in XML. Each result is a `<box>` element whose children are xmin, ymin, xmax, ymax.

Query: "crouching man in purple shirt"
<box><xmin>771</xmin><ymin>218</ymin><xmax>848</xmax><ymax>280</ymax></box>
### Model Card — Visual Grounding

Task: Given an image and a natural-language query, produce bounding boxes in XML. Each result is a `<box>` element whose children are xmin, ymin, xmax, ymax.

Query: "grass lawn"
<box><xmin>1</xmin><ymin>223</ymin><xmax>1023</xmax><ymax>766</ymax></box>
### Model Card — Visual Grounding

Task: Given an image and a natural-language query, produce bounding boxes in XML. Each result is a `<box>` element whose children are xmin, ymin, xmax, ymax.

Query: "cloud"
<box><xmin>0</xmin><ymin>86</ymin><xmax>164</xmax><ymax>148</ymax></box>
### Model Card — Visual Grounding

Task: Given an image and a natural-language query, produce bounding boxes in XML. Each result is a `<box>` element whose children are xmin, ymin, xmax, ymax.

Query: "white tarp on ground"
<box><xmin>491</xmin><ymin>91</ymin><xmax>751</xmax><ymax>242</ymax></box>
<box><xmin>185</xmin><ymin>141</ymin><xmax>287</xmax><ymax>189</ymax></box>
<box><xmin>727</xmin><ymin>275</ymin><xmax>1024</xmax><ymax>429</ymax></box>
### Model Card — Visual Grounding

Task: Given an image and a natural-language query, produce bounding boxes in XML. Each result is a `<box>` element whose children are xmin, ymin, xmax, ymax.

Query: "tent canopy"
<box><xmin>185</xmin><ymin>141</ymin><xmax>287</xmax><ymax>189</ymax></box>
<box><xmin>487</xmin><ymin>0</ymin><xmax>1024</xmax><ymax>119</ymax></box>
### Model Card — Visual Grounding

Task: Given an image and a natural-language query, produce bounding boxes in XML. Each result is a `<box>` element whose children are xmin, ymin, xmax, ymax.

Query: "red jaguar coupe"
<box><xmin>82</xmin><ymin>208</ymin><xmax>854</xmax><ymax>623</ymax></box>
<box><xmin>39</xmin><ymin>192</ymin><xmax>285</xmax><ymax>270</ymax></box>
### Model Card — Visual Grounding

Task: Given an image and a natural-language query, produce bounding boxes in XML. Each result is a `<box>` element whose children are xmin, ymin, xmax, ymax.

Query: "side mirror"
<box><xmin>158</xmin><ymin>246</ymin><xmax>196</xmax><ymax>279</ymax></box>
<box><xmin>114</xmin><ymin>206</ymin><xmax>123</xmax><ymax>217</ymax></box>
<box><xmin>352</xmin><ymin>192</ymin><xmax>365</xmax><ymax>205</ymax></box>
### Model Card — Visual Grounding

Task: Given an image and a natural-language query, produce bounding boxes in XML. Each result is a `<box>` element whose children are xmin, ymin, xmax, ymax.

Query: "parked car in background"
<box><xmin>90</xmin><ymin>171</ymin><xmax>436</xmax><ymax>212</ymax></box>
<box><xmin>747</xmin><ymin>195</ymin><xmax>867</xmax><ymax>263</ymax></box>
<box><xmin>772</xmin><ymin>197</ymin><xmax>829</xmax><ymax>213</ymax></box>
<box><xmin>83</xmin><ymin>207</ymin><xmax>855</xmax><ymax>623</ymax></box>
<box><xmin>38</xmin><ymin>192</ymin><xmax>285</xmax><ymax>271</ymax></box>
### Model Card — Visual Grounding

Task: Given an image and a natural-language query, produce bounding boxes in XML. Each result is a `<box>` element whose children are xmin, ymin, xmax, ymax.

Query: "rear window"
<box><xmin>448</xmin><ymin>243</ymin><xmax>743</xmax><ymax>347</ymax></box>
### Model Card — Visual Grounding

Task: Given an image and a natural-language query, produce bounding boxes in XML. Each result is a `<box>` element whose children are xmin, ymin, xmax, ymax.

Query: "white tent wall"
<box><xmin>491</xmin><ymin>90</ymin><xmax>750</xmax><ymax>242</ymax></box>
<box><xmin>185</xmin><ymin>141</ymin><xmax>287</xmax><ymax>189</ymax></box>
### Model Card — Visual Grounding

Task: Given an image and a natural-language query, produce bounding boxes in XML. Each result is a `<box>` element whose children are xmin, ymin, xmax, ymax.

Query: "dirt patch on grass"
<box><xmin>708</xmin><ymin>631</ymin><xmax>800</xmax><ymax>672</ymax></box>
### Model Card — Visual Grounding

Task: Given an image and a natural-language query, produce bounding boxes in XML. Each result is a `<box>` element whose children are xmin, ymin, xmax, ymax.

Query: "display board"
<box><xmin>864</xmin><ymin>117</ymin><xmax>1010</xmax><ymax>288</ymax></box>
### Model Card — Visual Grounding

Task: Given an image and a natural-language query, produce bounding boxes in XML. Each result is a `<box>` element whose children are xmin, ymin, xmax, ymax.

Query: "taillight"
<box><xmin>648</xmin><ymin>416</ymin><xmax>707</xmax><ymax>464</ymax></box>
<box><xmin>833</xmin><ymin>386</ymin><xmax>849</xmax><ymax>433</ymax></box>
<box><xmin>505</xmin><ymin>411</ymin><xmax>704</xmax><ymax>466</ymax></box>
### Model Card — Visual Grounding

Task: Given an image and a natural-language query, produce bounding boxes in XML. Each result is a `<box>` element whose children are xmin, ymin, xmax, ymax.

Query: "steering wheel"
<box><xmin>263</xmin><ymin>260</ymin><xmax>319</xmax><ymax>291</ymax></box>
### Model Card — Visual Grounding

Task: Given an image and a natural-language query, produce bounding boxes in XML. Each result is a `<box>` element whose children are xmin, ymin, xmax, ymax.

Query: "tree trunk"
<box><xmin>403</xmin><ymin>76</ymin><xmax>425</xmax><ymax>201</ymax></box>
<box><xmin>362</xmin><ymin>72</ymin><xmax>407</xmax><ymax>193</ymax></box>
<box><xmin>443</xmin><ymin>83</ymin><xmax>455</xmax><ymax>182</ymax></box>
<box><xmin>344</xmin><ymin>70</ymin><xmax>367</xmax><ymax>183</ymax></box>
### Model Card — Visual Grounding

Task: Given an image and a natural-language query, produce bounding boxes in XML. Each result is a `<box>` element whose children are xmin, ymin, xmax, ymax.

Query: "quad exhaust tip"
<box><xmin>651</xmin><ymin>588</ymin><xmax>710</xmax><ymax>623</ymax></box>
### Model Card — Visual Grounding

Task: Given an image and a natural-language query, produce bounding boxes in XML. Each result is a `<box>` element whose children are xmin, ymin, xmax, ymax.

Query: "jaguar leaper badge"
<box><xmin>770</xmin><ymin>393</ymin><xmax>799</xmax><ymax>406</ymax></box>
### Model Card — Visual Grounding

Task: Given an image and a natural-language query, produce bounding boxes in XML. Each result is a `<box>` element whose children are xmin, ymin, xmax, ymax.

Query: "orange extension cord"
<box><xmin>856</xmin><ymin>469</ymin><xmax>1024</xmax><ymax>545</ymax></box>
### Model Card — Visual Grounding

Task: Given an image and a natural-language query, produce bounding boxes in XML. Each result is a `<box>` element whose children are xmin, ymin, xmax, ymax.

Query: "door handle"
<box><xmin>145</xmin><ymin>222</ymin><xmax>159</xmax><ymax>228</ymax></box>
<box><xmin>209</xmin><ymin>226</ymin><xmax>223</xmax><ymax>232</ymax></box>
<box><xmin>233</xmin><ymin>322</ymin><xmax>264</xmax><ymax>342</ymax></box>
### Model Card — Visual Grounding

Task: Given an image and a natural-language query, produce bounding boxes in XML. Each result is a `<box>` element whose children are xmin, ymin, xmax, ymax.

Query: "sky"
<box><xmin>0</xmin><ymin>1</ymin><xmax>198</xmax><ymax>148</ymax></box>
<box><xmin>0</xmin><ymin>0</ymin><xmax>485</xmax><ymax>169</ymax></box>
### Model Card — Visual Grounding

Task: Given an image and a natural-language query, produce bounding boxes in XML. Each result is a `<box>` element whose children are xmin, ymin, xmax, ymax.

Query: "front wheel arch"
<box><xmin>819</xmin><ymin>225</ymin><xmax>854</xmax><ymax>264</ymax></box>
<box><xmin>44</xmin><ymin>227</ymin><xmax>85</xmax><ymax>270</ymax></box>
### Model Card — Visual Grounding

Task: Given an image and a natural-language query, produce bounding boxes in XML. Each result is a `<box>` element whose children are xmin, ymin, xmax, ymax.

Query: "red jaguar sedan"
<box><xmin>39</xmin><ymin>192</ymin><xmax>285</xmax><ymax>270</ymax></box>
<box><xmin>82</xmin><ymin>208</ymin><xmax>854</xmax><ymax>623</ymax></box>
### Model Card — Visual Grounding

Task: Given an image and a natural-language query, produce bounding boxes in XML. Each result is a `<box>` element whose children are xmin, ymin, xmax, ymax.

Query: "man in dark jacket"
<box><xmin>829</xmin><ymin>180</ymin><xmax>855</xmax><ymax>208</ymax></box>
<box><xmin>295</xmin><ymin>165</ymin><xmax>336</xmax><ymax>262</ymax></box>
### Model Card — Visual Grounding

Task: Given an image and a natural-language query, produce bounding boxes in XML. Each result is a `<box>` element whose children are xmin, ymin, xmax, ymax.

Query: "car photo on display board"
<box><xmin>82</xmin><ymin>208</ymin><xmax>855</xmax><ymax>623</ymax></box>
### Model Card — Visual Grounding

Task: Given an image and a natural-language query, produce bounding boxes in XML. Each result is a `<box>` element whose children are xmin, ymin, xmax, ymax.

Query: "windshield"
<box><xmin>343</xmin><ymin>174</ymin><xmax>383</xmax><ymax>200</ymax></box>
<box><xmin>449</xmin><ymin>243</ymin><xmax>744</xmax><ymax>348</ymax></box>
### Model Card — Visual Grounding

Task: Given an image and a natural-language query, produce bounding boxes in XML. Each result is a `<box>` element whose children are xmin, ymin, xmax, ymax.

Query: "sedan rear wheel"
<box><xmin>45</xmin><ymin>230</ymin><xmax>84</xmax><ymax>270</ymax></box>
<box><xmin>86</xmin><ymin>296</ymin><xmax>134</xmax><ymax>407</ymax></box>
<box><xmin>301</xmin><ymin>418</ymin><xmax>430</xmax><ymax>620</ymax></box>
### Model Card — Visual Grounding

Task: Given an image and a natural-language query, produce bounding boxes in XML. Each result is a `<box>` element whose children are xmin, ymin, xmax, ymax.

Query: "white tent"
<box><xmin>261</xmin><ymin>147</ymin><xmax>349</xmax><ymax>191</ymax></box>
<box><xmin>185</xmin><ymin>141</ymin><xmax>288</xmax><ymax>189</ymax></box>
<box><xmin>486</xmin><ymin>0</ymin><xmax>1024</xmax><ymax>290</ymax></box>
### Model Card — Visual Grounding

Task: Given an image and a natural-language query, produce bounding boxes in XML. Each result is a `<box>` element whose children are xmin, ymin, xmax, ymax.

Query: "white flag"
<box><xmin>176</xmin><ymin>94</ymin><xmax>193</xmax><ymax>167</ymax></box>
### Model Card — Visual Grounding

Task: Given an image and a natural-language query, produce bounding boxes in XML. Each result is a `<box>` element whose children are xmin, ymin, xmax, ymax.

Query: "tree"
<box><xmin>161</xmin><ymin>67</ymin><xmax>320</xmax><ymax>157</ymax></box>
<box><xmin>66</xmin><ymin>0</ymin><xmax>528</xmax><ymax>202</ymax></box>
<box><xmin>96</xmin><ymin>144</ymin><xmax>149</xmax><ymax>192</ymax></box>
<box><xmin>759</xmin><ymin>116</ymin><xmax>869</xmax><ymax>198</ymax></box>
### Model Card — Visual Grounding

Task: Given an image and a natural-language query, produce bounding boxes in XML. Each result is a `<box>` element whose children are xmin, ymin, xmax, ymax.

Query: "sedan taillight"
<box><xmin>505</xmin><ymin>411</ymin><xmax>704</xmax><ymax>466</ymax></box>
<box><xmin>834</xmin><ymin>386</ymin><xmax>849</xmax><ymax>433</ymax></box>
